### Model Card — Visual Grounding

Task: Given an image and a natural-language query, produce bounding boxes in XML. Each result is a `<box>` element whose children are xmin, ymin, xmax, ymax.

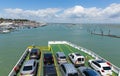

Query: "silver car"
<box><xmin>78</xmin><ymin>66</ymin><xmax>101</xmax><ymax>76</ymax></box>
<box><xmin>60</xmin><ymin>63</ymin><xmax>78</xmax><ymax>76</ymax></box>
<box><xmin>20</xmin><ymin>59</ymin><xmax>38</xmax><ymax>76</ymax></box>
<box><xmin>56</xmin><ymin>52</ymin><xmax>67</xmax><ymax>64</ymax></box>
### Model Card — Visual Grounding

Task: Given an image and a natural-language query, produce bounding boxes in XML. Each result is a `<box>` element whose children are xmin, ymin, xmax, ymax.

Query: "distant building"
<box><xmin>0</xmin><ymin>22</ymin><xmax>13</xmax><ymax>27</ymax></box>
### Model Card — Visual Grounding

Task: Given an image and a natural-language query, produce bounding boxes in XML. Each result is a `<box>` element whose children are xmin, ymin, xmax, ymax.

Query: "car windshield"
<box><xmin>96</xmin><ymin>60</ymin><xmax>105</xmax><ymax>63</ymax></box>
<box><xmin>31</xmin><ymin>49</ymin><xmax>38</xmax><ymax>52</ymax></box>
<box><xmin>103</xmin><ymin>67</ymin><xmax>111</xmax><ymax>70</ymax></box>
<box><xmin>78</xmin><ymin>58</ymin><xmax>84</xmax><ymax>61</ymax></box>
<box><xmin>75</xmin><ymin>53</ymin><xmax>81</xmax><ymax>56</ymax></box>
<box><xmin>60</xmin><ymin>56</ymin><xmax>66</xmax><ymax>59</ymax></box>
<box><xmin>68</xmin><ymin>73</ymin><xmax>78</xmax><ymax>76</ymax></box>
<box><xmin>23</xmin><ymin>66</ymin><xmax>32</xmax><ymax>71</ymax></box>
<box><xmin>31</xmin><ymin>49</ymin><xmax>38</xmax><ymax>54</ymax></box>
<box><xmin>31</xmin><ymin>52</ymin><xmax>37</xmax><ymax>55</ymax></box>
<box><xmin>44</xmin><ymin>54</ymin><xmax>52</xmax><ymax>58</ymax></box>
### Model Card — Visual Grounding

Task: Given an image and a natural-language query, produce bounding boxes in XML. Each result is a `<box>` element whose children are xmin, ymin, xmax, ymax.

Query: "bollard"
<box><xmin>14</xmin><ymin>66</ymin><xmax>19</xmax><ymax>75</ymax></box>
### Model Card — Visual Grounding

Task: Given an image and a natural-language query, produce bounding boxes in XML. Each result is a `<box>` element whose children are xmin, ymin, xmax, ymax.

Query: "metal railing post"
<box><xmin>118</xmin><ymin>69</ymin><xmax>120</xmax><ymax>76</ymax></box>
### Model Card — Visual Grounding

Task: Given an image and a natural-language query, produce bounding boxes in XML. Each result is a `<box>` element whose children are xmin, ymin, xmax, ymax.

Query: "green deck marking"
<box><xmin>60</xmin><ymin>44</ymin><xmax>71</xmax><ymax>55</ymax></box>
<box><xmin>38</xmin><ymin>51</ymin><xmax>43</xmax><ymax>76</ymax></box>
<box><xmin>50</xmin><ymin>47</ymin><xmax>61</xmax><ymax>76</ymax></box>
<box><xmin>51</xmin><ymin>45</ymin><xmax>60</xmax><ymax>52</ymax></box>
<box><xmin>57</xmin><ymin>45</ymin><xmax>63</xmax><ymax>52</ymax></box>
<box><xmin>64</xmin><ymin>44</ymin><xmax>73</xmax><ymax>53</ymax></box>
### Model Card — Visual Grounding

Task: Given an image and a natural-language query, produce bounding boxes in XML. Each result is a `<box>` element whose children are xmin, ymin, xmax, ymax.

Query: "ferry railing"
<box><xmin>8</xmin><ymin>48</ymin><xmax>29</xmax><ymax>76</ymax></box>
<box><xmin>48</xmin><ymin>41</ymin><xmax>120</xmax><ymax>76</ymax></box>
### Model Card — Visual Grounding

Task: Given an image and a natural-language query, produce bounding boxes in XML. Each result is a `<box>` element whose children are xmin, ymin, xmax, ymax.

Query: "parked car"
<box><xmin>44</xmin><ymin>65</ymin><xmax>57</xmax><ymax>76</ymax></box>
<box><xmin>88</xmin><ymin>59</ymin><xmax>112</xmax><ymax>76</ymax></box>
<box><xmin>20</xmin><ymin>59</ymin><xmax>38</xmax><ymax>76</ymax></box>
<box><xmin>60</xmin><ymin>63</ymin><xmax>78</xmax><ymax>76</ymax></box>
<box><xmin>68</xmin><ymin>52</ymin><xmax>85</xmax><ymax>67</ymax></box>
<box><xmin>44</xmin><ymin>53</ymin><xmax>54</xmax><ymax>65</ymax></box>
<box><xmin>29</xmin><ymin>48</ymin><xmax>40</xmax><ymax>60</ymax></box>
<box><xmin>78</xmin><ymin>66</ymin><xmax>101</xmax><ymax>76</ymax></box>
<box><xmin>56</xmin><ymin>52</ymin><xmax>67</xmax><ymax>64</ymax></box>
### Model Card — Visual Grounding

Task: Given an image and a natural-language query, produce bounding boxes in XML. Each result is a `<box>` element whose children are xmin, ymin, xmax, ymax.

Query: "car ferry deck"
<box><xmin>8</xmin><ymin>41</ymin><xmax>120</xmax><ymax>76</ymax></box>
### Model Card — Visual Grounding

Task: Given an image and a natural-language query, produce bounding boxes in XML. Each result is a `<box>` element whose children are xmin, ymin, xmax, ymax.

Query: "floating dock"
<box><xmin>8</xmin><ymin>41</ymin><xmax>120</xmax><ymax>76</ymax></box>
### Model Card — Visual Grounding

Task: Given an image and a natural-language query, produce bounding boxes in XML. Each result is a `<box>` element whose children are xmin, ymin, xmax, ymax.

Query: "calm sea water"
<box><xmin>0</xmin><ymin>23</ymin><xmax>120</xmax><ymax>76</ymax></box>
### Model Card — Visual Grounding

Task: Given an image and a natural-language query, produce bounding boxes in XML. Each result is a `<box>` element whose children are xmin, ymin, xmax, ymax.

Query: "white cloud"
<box><xmin>101</xmin><ymin>3</ymin><xmax>120</xmax><ymax>18</ymax></box>
<box><xmin>63</xmin><ymin>5</ymin><xmax>84</xmax><ymax>15</ymax></box>
<box><xmin>4</xmin><ymin>8</ymin><xmax>61</xmax><ymax>21</ymax></box>
<box><xmin>62</xmin><ymin>3</ymin><xmax>120</xmax><ymax>19</ymax></box>
<box><xmin>2</xmin><ymin>3</ymin><xmax>120</xmax><ymax>23</ymax></box>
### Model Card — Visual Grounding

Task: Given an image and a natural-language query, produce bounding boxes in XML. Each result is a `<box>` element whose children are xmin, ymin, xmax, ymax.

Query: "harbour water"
<box><xmin>0</xmin><ymin>23</ymin><xmax>120</xmax><ymax>76</ymax></box>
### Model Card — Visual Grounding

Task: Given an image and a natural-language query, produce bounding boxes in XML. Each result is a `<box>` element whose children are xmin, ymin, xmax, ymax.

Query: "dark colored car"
<box><xmin>78</xmin><ymin>66</ymin><xmax>101</xmax><ymax>76</ymax></box>
<box><xmin>44</xmin><ymin>53</ymin><xmax>54</xmax><ymax>65</ymax></box>
<box><xmin>44</xmin><ymin>65</ymin><xmax>57</xmax><ymax>76</ymax></box>
<box><xmin>29</xmin><ymin>48</ymin><xmax>41</xmax><ymax>60</ymax></box>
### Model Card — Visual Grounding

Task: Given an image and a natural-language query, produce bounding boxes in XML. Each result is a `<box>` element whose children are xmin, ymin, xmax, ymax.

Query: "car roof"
<box><xmin>95</xmin><ymin>60</ymin><xmax>106</xmax><ymax>63</ymax></box>
<box><xmin>84</xmin><ymin>69</ymin><xmax>100</xmax><ymax>76</ymax></box>
<box><xmin>63</xmin><ymin>63</ymin><xmax>77</xmax><ymax>73</ymax></box>
<box><xmin>71</xmin><ymin>52</ymin><xmax>84</xmax><ymax>58</ymax></box>
<box><xmin>95</xmin><ymin>60</ymin><xmax>109</xmax><ymax>67</ymax></box>
<box><xmin>74</xmin><ymin>52</ymin><xmax>82</xmax><ymax>56</ymax></box>
<box><xmin>78</xmin><ymin>66</ymin><xmax>100</xmax><ymax>76</ymax></box>
<box><xmin>78</xmin><ymin>66</ymin><xmax>90</xmax><ymax>71</ymax></box>
<box><xmin>44</xmin><ymin>65</ymin><xmax>56</xmax><ymax>74</ymax></box>
<box><xmin>24</xmin><ymin>59</ymin><xmax>35</xmax><ymax>66</ymax></box>
<box><xmin>44</xmin><ymin>53</ymin><xmax>52</xmax><ymax>56</ymax></box>
<box><xmin>57</xmin><ymin>52</ymin><xmax>65</xmax><ymax>57</ymax></box>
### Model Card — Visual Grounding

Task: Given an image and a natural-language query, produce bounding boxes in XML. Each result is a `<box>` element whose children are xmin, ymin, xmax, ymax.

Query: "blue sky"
<box><xmin>1</xmin><ymin>0</ymin><xmax>120</xmax><ymax>9</ymax></box>
<box><xmin>0</xmin><ymin>0</ymin><xmax>120</xmax><ymax>23</ymax></box>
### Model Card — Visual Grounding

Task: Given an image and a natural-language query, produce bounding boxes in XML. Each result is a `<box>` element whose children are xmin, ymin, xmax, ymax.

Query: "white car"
<box><xmin>56</xmin><ymin>52</ymin><xmax>67</xmax><ymax>64</ymax></box>
<box><xmin>68</xmin><ymin>52</ymin><xmax>85</xmax><ymax>67</ymax></box>
<box><xmin>88</xmin><ymin>59</ymin><xmax>112</xmax><ymax>76</ymax></box>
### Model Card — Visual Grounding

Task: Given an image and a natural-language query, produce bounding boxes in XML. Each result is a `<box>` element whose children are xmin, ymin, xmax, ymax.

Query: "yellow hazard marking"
<box><xmin>50</xmin><ymin>47</ymin><xmax>61</xmax><ymax>76</ymax></box>
<box><xmin>28</xmin><ymin>46</ymin><xmax>33</xmax><ymax>49</ymax></box>
<box><xmin>38</xmin><ymin>51</ymin><xmax>43</xmax><ymax>76</ymax></box>
<box><xmin>57</xmin><ymin>45</ymin><xmax>63</xmax><ymax>52</ymax></box>
<box><xmin>64</xmin><ymin>44</ymin><xmax>73</xmax><ymax>53</ymax></box>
